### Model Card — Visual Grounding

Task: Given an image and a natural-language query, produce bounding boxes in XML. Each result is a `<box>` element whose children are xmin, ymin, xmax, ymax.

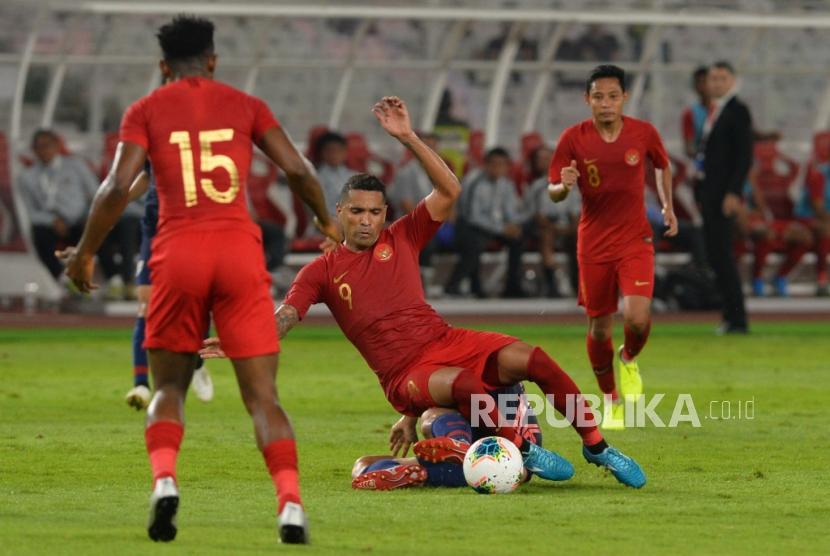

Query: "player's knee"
<box><xmin>420</xmin><ymin>407</ymin><xmax>456</xmax><ymax>438</ymax></box>
<box><xmin>351</xmin><ymin>456</ymin><xmax>377</xmax><ymax>479</ymax></box>
<box><xmin>238</xmin><ymin>385</ymin><xmax>278</xmax><ymax>416</ymax></box>
<box><xmin>588</xmin><ymin>322</ymin><xmax>612</xmax><ymax>342</ymax></box>
<box><xmin>625</xmin><ymin>314</ymin><xmax>650</xmax><ymax>334</ymax></box>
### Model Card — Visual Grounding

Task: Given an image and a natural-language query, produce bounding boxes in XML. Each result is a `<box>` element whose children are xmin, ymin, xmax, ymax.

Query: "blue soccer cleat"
<box><xmin>521</xmin><ymin>442</ymin><xmax>574</xmax><ymax>481</ymax></box>
<box><xmin>751</xmin><ymin>277</ymin><xmax>765</xmax><ymax>297</ymax></box>
<box><xmin>772</xmin><ymin>275</ymin><xmax>789</xmax><ymax>297</ymax></box>
<box><xmin>582</xmin><ymin>445</ymin><xmax>646</xmax><ymax>488</ymax></box>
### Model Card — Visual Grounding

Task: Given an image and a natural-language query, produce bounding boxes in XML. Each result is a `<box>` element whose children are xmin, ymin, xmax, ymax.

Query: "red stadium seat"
<box><xmin>99</xmin><ymin>132</ymin><xmax>120</xmax><ymax>179</ymax></box>
<box><xmin>812</xmin><ymin>131</ymin><xmax>830</xmax><ymax>164</ymax></box>
<box><xmin>463</xmin><ymin>129</ymin><xmax>485</xmax><ymax>176</ymax></box>
<box><xmin>345</xmin><ymin>132</ymin><xmax>395</xmax><ymax>184</ymax></box>
<box><xmin>247</xmin><ymin>153</ymin><xmax>286</xmax><ymax>226</ymax></box>
<box><xmin>0</xmin><ymin>132</ymin><xmax>26</xmax><ymax>251</ymax></box>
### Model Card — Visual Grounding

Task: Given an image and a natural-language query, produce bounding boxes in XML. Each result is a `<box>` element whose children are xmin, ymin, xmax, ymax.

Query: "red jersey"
<box><xmin>285</xmin><ymin>202</ymin><xmax>451</xmax><ymax>395</ymax></box>
<box><xmin>753</xmin><ymin>159</ymin><xmax>799</xmax><ymax>219</ymax></box>
<box><xmin>549</xmin><ymin>116</ymin><xmax>669</xmax><ymax>263</ymax></box>
<box><xmin>120</xmin><ymin>77</ymin><xmax>279</xmax><ymax>238</ymax></box>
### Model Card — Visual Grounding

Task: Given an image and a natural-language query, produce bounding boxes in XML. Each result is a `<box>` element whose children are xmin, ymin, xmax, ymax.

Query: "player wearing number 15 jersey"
<box><xmin>548</xmin><ymin>65</ymin><xmax>678</xmax><ymax>429</ymax></box>
<box><xmin>64</xmin><ymin>16</ymin><xmax>339</xmax><ymax>545</ymax></box>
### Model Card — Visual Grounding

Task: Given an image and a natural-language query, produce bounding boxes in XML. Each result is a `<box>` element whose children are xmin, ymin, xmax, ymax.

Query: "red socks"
<box><xmin>623</xmin><ymin>322</ymin><xmax>651</xmax><ymax>362</ymax></box>
<box><xmin>263</xmin><ymin>439</ymin><xmax>302</xmax><ymax>513</ymax></box>
<box><xmin>527</xmin><ymin>348</ymin><xmax>603</xmax><ymax>446</ymax></box>
<box><xmin>817</xmin><ymin>237</ymin><xmax>830</xmax><ymax>284</ymax></box>
<box><xmin>778</xmin><ymin>243</ymin><xmax>810</xmax><ymax>278</ymax></box>
<box><xmin>450</xmin><ymin>369</ymin><xmax>525</xmax><ymax>448</ymax></box>
<box><xmin>587</xmin><ymin>334</ymin><xmax>617</xmax><ymax>400</ymax></box>
<box><xmin>753</xmin><ymin>239</ymin><xmax>773</xmax><ymax>279</ymax></box>
<box><xmin>145</xmin><ymin>420</ymin><xmax>184</xmax><ymax>484</ymax></box>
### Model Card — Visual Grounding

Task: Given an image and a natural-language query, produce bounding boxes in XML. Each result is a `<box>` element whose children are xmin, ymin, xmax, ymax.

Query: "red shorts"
<box><xmin>749</xmin><ymin>214</ymin><xmax>815</xmax><ymax>238</ymax></box>
<box><xmin>578</xmin><ymin>247</ymin><xmax>654</xmax><ymax>318</ymax></box>
<box><xmin>144</xmin><ymin>229</ymin><xmax>278</xmax><ymax>358</ymax></box>
<box><xmin>387</xmin><ymin>328</ymin><xmax>518</xmax><ymax>416</ymax></box>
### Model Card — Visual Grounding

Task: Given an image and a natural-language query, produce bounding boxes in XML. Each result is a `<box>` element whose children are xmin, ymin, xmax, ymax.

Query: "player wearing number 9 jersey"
<box><xmin>64</xmin><ymin>16</ymin><xmax>339</xmax><ymax>545</ymax></box>
<box><xmin>548</xmin><ymin>65</ymin><xmax>677</xmax><ymax>429</ymax></box>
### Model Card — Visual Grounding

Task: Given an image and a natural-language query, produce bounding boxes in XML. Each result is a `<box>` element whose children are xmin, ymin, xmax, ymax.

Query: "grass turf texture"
<box><xmin>1</xmin><ymin>321</ymin><xmax>828</xmax><ymax>555</ymax></box>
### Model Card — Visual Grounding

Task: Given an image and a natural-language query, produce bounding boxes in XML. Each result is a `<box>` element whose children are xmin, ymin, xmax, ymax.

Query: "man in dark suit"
<box><xmin>697</xmin><ymin>61</ymin><xmax>753</xmax><ymax>333</ymax></box>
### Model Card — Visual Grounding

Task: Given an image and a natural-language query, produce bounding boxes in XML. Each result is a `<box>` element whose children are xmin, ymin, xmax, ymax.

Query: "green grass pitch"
<box><xmin>1</xmin><ymin>321</ymin><xmax>828</xmax><ymax>555</ymax></box>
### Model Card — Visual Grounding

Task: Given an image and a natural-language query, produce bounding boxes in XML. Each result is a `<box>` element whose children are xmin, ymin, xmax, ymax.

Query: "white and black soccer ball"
<box><xmin>462</xmin><ymin>436</ymin><xmax>524</xmax><ymax>494</ymax></box>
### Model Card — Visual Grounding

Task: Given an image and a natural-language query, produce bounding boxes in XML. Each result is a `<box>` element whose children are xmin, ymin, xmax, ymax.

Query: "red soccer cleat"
<box><xmin>351</xmin><ymin>464</ymin><xmax>427</xmax><ymax>491</ymax></box>
<box><xmin>413</xmin><ymin>437</ymin><xmax>470</xmax><ymax>465</ymax></box>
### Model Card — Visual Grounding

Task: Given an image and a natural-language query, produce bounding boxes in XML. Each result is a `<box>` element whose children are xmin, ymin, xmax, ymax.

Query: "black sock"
<box><xmin>520</xmin><ymin>438</ymin><xmax>532</xmax><ymax>453</ymax></box>
<box><xmin>586</xmin><ymin>439</ymin><xmax>609</xmax><ymax>455</ymax></box>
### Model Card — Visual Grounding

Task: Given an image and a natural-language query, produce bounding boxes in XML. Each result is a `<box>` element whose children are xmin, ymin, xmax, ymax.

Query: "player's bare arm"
<box><xmin>549</xmin><ymin>160</ymin><xmax>579</xmax><ymax>202</ymax></box>
<box><xmin>654</xmin><ymin>165</ymin><xmax>678</xmax><ymax>237</ymax></box>
<box><xmin>64</xmin><ymin>141</ymin><xmax>147</xmax><ymax>292</ymax></box>
<box><xmin>199</xmin><ymin>303</ymin><xmax>300</xmax><ymax>360</ymax></box>
<box><xmin>128</xmin><ymin>170</ymin><xmax>150</xmax><ymax>202</ymax></box>
<box><xmin>372</xmin><ymin>96</ymin><xmax>460</xmax><ymax>222</ymax></box>
<box><xmin>389</xmin><ymin>415</ymin><xmax>418</xmax><ymax>457</ymax></box>
<box><xmin>258</xmin><ymin>126</ymin><xmax>342</xmax><ymax>242</ymax></box>
<box><xmin>275</xmin><ymin>304</ymin><xmax>300</xmax><ymax>339</ymax></box>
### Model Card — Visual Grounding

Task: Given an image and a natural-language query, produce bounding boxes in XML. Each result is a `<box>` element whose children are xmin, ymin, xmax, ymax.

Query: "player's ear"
<box><xmin>206</xmin><ymin>53</ymin><xmax>218</xmax><ymax>75</ymax></box>
<box><xmin>159</xmin><ymin>60</ymin><xmax>173</xmax><ymax>82</ymax></box>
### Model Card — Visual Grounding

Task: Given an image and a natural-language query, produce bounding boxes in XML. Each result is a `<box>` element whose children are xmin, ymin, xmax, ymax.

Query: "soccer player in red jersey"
<box><xmin>63</xmin><ymin>16</ymin><xmax>338</xmax><ymax>544</ymax></box>
<box><xmin>204</xmin><ymin>96</ymin><xmax>646</xmax><ymax>489</ymax></box>
<box><xmin>548</xmin><ymin>65</ymin><xmax>678</xmax><ymax>429</ymax></box>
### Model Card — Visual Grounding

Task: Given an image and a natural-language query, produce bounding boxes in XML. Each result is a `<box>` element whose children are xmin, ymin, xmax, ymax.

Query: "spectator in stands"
<box><xmin>797</xmin><ymin>157</ymin><xmax>830</xmax><ymax>296</ymax></box>
<box><xmin>98</xmin><ymin>199</ymin><xmax>142</xmax><ymax>299</ymax></box>
<box><xmin>17</xmin><ymin>129</ymin><xmax>97</xmax><ymax>279</ymax></box>
<box><xmin>746</xmin><ymin>142</ymin><xmax>812</xmax><ymax>297</ymax></box>
<box><xmin>645</xmin><ymin>157</ymin><xmax>707</xmax><ymax>268</ymax></box>
<box><xmin>696</xmin><ymin>61</ymin><xmax>753</xmax><ymax>334</ymax></box>
<box><xmin>523</xmin><ymin>146</ymin><xmax>579</xmax><ymax>297</ymax></box>
<box><xmin>315</xmin><ymin>131</ymin><xmax>355</xmax><ymax>216</ymax></box>
<box><xmin>681</xmin><ymin>66</ymin><xmax>711</xmax><ymax>161</ymax></box>
<box><xmin>445</xmin><ymin>147</ymin><xmax>526</xmax><ymax>298</ymax></box>
<box><xmin>389</xmin><ymin>132</ymin><xmax>442</xmax><ymax>287</ymax></box>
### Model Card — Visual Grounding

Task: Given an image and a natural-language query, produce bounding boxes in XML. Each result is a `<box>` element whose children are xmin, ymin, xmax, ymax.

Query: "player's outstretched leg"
<box><xmin>126</xmin><ymin>286</ymin><xmax>152</xmax><ymax>410</ymax></box>
<box><xmin>232</xmin><ymin>355</ymin><xmax>308</xmax><ymax>545</ymax></box>
<box><xmin>431</xmin><ymin>368</ymin><xmax>574</xmax><ymax>482</ymax></box>
<box><xmin>414</xmin><ymin>408</ymin><xmax>472</xmax><ymax>465</ymax></box>
<box><xmin>190</xmin><ymin>328</ymin><xmax>215</xmax><ymax>402</ymax></box>
<box><xmin>145</xmin><ymin>349</ymin><xmax>195</xmax><ymax>542</ymax></box>
<box><xmin>351</xmin><ymin>458</ymin><xmax>429</xmax><ymax>490</ymax></box>
<box><xmin>497</xmin><ymin>343</ymin><xmax>646</xmax><ymax>488</ymax></box>
<box><xmin>586</xmin><ymin>315</ymin><xmax>624</xmax><ymax>429</ymax></box>
<box><xmin>619</xmin><ymin>295</ymin><xmax>650</xmax><ymax>401</ymax></box>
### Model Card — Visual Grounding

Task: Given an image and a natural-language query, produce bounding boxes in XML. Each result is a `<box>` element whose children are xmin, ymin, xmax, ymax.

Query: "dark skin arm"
<box><xmin>64</xmin><ymin>141</ymin><xmax>146</xmax><ymax>292</ymax></box>
<box><xmin>257</xmin><ymin>126</ymin><xmax>341</xmax><ymax>242</ymax></box>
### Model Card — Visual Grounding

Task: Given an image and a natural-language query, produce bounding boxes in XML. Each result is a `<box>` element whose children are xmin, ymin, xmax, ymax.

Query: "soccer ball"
<box><xmin>462</xmin><ymin>436</ymin><xmax>524</xmax><ymax>494</ymax></box>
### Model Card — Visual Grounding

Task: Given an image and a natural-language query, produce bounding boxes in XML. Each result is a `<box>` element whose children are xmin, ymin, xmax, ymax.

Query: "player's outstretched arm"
<box><xmin>200</xmin><ymin>303</ymin><xmax>299</xmax><ymax>359</ymax></box>
<box><xmin>64</xmin><ymin>141</ymin><xmax>146</xmax><ymax>292</ymax></box>
<box><xmin>127</xmin><ymin>170</ymin><xmax>149</xmax><ymax>202</ymax></box>
<box><xmin>372</xmin><ymin>96</ymin><xmax>460</xmax><ymax>222</ymax></box>
<box><xmin>258</xmin><ymin>127</ymin><xmax>342</xmax><ymax>242</ymax></box>
<box><xmin>275</xmin><ymin>304</ymin><xmax>300</xmax><ymax>339</ymax></box>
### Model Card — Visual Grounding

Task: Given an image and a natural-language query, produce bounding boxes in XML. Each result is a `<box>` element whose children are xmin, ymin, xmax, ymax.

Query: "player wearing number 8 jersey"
<box><xmin>64</xmin><ymin>16</ymin><xmax>339</xmax><ymax>544</ymax></box>
<box><xmin>548</xmin><ymin>65</ymin><xmax>678</xmax><ymax>429</ymax></box>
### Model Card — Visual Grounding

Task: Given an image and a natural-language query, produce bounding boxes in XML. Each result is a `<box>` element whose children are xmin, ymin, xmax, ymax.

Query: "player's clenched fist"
<box><xmin>561</xmin><ymin>159</ymin><xmax>580</xmax><ymax>189</ymax></box>
<box><xmin>372</xmin><ymin>96</ymin><xmax>414</xmax><ymax>140</ymax></box>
